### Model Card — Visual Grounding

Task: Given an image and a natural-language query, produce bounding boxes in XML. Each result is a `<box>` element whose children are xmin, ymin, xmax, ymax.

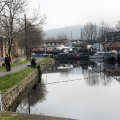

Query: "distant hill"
<box><xmin>44</xmin><ymin>25</ymin><xmax>83</xmax><ymax>40</ymax></box>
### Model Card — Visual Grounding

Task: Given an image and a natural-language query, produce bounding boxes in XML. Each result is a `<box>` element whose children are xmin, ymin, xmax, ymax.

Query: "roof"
<box><xmin>104</xmin><ymin>42</ymin><xmax>120</xmax><ymax>48</ymax></box>
<box><xmin>111</xmin><ymin>42</ymin><xmax>120</xmax><ymax>48</ymax></box>
<box><xmin>44</xmin><ymin>39</ymin><xmax>67</xmax><ymax>43</ymax></box>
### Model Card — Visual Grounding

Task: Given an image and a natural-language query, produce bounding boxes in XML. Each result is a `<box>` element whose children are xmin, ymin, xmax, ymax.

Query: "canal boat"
<box><xmin>75</xmin><ymin>52</ymin><xmax>89</xmax><ymax>59</ymax></box>
<box><xmin>55</xmin><ymin>52</ymin><xmax>89</xmax><ymax>60</ymax></box>
<box><xmin>57</xmin><ymin>64</ymin><xmax>73</xmax><ymax>70</ymax></box>
<box><xmin>103</xmin><ymin>52</ymin><xmax>117</xmax><ymax>63</ymax></box>
<box><xmin>89</xmin><ymin>51</ymin><xmax>105</xmax><ymax>60</ymax></box>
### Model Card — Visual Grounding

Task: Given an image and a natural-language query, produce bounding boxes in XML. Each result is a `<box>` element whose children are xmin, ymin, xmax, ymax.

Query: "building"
<box><xmin>104</xmin><ymin>42</ymin><xmax>120</xmax><ymax>52</ymax></box>
<box><xmin>92</xmin><ymin>43</ymin><xmax>104</xmax><ymax>51</ymax></box>
<box><xmin>44</xmin><ymin>39</ymin><xmax>68</xmax><ymax>47</ymax></box>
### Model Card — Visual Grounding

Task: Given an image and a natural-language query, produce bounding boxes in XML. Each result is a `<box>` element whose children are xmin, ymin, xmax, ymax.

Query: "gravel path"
<box><xmin>0</xmin><ymin>58</ymin><xmax>44</xmax><ymax>77</ymax></box>
<box><xmin>0</xmin><ymin>63</ymin><xmax>30</xmax><ymax>77</ymax></box>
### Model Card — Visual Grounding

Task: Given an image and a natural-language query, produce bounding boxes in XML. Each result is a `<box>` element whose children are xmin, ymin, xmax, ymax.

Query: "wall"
<box><xmin>1</xmin><ymin>70</ymin><xmax>38</xmax><ymax>111</ymax></box>
<box><xmin>0</xmin><ymin>59</ymin><xmax>55</xmax><ymax>112</ymax></box>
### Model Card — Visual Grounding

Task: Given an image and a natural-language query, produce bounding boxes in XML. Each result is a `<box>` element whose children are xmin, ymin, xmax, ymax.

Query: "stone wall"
<box><xmin>0</xmin><ymin>59</ymin><xmax>55</xmax><ymax>112</ymax></box>
<box><xmin>1</xmin><ymin>70</ymin><xmax>38</xmax><ymax>111</ymax></box>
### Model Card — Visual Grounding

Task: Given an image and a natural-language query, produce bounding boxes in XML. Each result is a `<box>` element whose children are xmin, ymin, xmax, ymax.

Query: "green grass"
<box><xmin>0</xmin><ymin>65</ymin><xmax>8</xmax><ymax>72</ymax></box>
<box><xmin>0</xmin><ymin>58</ymin><xmax>54</xmax><ymax>92</ymax></box>
<box><xmin>0</xmin><ymin>67</ymin><xmax>35</xmax><ymax>92</ymax></box>
<box><xmin>0</xmin><ymin>60</ymin><xmax>29</xmax><ymax>72</ymax></box>
<box><xmin>37</xmin><ymin>58</ymin><xmax>54</xmax><ymax>66</ymax></box>
<box><xmin>11</xmin><ymin>60</ymin><xmax>29</xmax><ymax>67</ymax></box>
<box><xmin>0</xmin><ymin>114</ymin><xmax>30</xmax><ymax>120</ymax></box>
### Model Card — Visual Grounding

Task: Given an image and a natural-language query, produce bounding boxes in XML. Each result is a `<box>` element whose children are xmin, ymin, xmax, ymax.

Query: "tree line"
<box><xmin>0</xmin><ymin>0</ymin><xmax>45</xmax><ymax>59</ymax></box>
<box><xmin>80</xmin><ymin>21</ymin><xmax>120</xmax><ymax>43</ymax></box>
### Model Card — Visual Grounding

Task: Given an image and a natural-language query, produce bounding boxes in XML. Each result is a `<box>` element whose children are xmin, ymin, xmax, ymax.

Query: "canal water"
<box><xmin>16</xmin><ymin>60</ymin><xmax>120</xmax><ymax>120</ymax></box>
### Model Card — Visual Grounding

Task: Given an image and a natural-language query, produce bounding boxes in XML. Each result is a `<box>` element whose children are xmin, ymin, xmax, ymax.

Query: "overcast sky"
<box><xmin>30</xmin><ymin>0</ymin><xmax>120</xmax><ymax>30</ymax></box>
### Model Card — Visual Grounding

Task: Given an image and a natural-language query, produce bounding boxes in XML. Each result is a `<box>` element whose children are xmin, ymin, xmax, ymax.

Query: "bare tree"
<box><xmin>81</xmin><ymin>23</ymin><xmax>99</xmax><ymax>43</ymax></box>
<box><xmin>0</xmin><ymin>0</ymin><xmax>26</xmax><ymax>56</ymax></box>
<box><xmin>98</xmin><ymin>22</ymin><xmax>114</xmax><ymax>42</ymax></box>
<box><xmin>115</xmin><ymin>21</ymin><xmax>120</xmax><ymax>31</ymax></box>
<box><xmin>0</xmin><ymin>0</ymin><xmax>8</xmax><ymax>13</ymax></box>
<box><xmin>17</xmin><ymin>18</ymin><xmax>45</xmax><ymax>59</ymax></box>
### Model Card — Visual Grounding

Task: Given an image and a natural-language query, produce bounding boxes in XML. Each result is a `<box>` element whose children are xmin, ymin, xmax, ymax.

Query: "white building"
<box><xmin>92</xmin><ymin>43</ymin><xmax>104</xmax><ymax>51</ymax></box>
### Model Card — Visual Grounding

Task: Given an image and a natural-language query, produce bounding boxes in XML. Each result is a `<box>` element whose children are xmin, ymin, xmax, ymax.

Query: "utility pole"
<box><xmin>80</xmin><ymin>30</ymin><xmax>83</xmax><ymax>40</ymax></box>
<box><xmin>24</xmin><ymin>14</ymin><xmax>28</xmax><ymax>59</ymax></box>
<box><xmin>71</xmin><ymin>31</ymin><xmax>73</xmax><ymax>40</ymax></box>
<box><xmin>70</xmin><ymin>31</ymin><xmax>73</xmax><ymax>45</ymax></box>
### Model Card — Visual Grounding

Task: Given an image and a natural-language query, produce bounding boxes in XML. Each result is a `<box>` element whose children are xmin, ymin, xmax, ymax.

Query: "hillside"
<box><xmin>44</xmin><ymin>25</ymin><xmax>83</xmax><ymax>40</ymax></box>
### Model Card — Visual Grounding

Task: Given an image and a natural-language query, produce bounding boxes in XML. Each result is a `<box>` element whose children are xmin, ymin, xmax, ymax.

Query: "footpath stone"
<box><xmin>0</xmin><ymin>58</ymin><xmax>43</xmax><ymax>77</ymax></box>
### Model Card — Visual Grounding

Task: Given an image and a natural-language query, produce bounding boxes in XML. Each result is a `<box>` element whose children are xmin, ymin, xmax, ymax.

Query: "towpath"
<box><xmin>0</xmin><ymin>58</ymin><xmax>44</xmax><ymax>77</ymax></box>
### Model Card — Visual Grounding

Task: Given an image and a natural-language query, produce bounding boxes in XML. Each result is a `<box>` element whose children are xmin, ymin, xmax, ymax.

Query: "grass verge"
<box><xmin>0</xmin><ymin>114</ymin><xmax>30</xmax><ymax>120</ymax></box>
<box><xmin>0</xmin><ymin>58</ymin><xmax>53</xmax><ymax>92</ymax></box>
<box><xmin>0</xmin><ymin>67</ymin><xmax>35</xmax><ymax>92</ymax></box>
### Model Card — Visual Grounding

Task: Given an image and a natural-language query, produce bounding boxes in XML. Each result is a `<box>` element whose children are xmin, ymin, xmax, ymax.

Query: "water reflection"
<box><xmin>53</xmin><ymin>60</ymin><xmax>120</xmax><ymax>87</ymax></box>
<box><xmin>87</xmin><ymin>62</ymin><xmax>120</xmax><ymax>86</ymax></box>
<box><xmin>16</xmin><ymin>60</ymin><xmax>120</xmax><ymax>120</ymax></box>
<box><xmin>16</xmin><ymin>82</ymin><xmax>47</xmax><ymax>114</ymax></box>
<box><xmin>29</xmin><ymin>83</ymin><xmax>47</xmax><ymax>106</ymax></box>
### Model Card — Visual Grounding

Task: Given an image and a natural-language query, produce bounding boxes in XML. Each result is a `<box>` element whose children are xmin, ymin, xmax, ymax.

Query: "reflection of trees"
<box><xmin>29</xmin><ymin>83</ymin><xmax>47</xmax><ymax>106</ymax></box>
<box><xmin>87</xmin><ymin>71</ymin><xmax>100</xmax><ymax>86</ymax></box>
<box><xmin>116</xmin><ymin>77</ymin><xmax>120</xmax><ymax>83</ymax></box>
<box><xmin>16</xmin><ymin>82</ymin><xmax>47</xmax><ymax>114</ymax></box>
<box><xmin>86</xmin><ymin>67</ymin><xmax>114</xmax><ymax>86</ymax></box>
<box><xmin>81</xmin><ymin>63</ymin><xmax>88</xmax><ymax>70</ymax></box>
<box><xmin>103</xmin><ymin>63</ymin><xmax>120</xmax><ymax>85</ymax></box>
<box><xmin>100</xmin><ymin>73</ymin><xmax>113</xmax><ymax>86</ymax></box>
<box><xmin>26</xmin><ymin>83</ymin><xmax>47</xmax><ymax>106</ymax></box>
<box><xmin>103</xmin><ymin>63</ymin><xmax>120</xmax><ymax>77</ymax></box>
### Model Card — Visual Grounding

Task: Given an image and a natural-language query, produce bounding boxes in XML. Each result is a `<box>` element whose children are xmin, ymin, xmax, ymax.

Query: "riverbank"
<box><xmin>0</xmin><ymin>58</ymin><xmax>29</xmax><ymax>72</ymax></box>
<box><xmin>0</xmin><ymin>58</ymin><xmax>54</xmax><ymax>111</ymax></box>
<box><xmin>0</xmin><ymin>112</ymin><xmax>73</xmax><ymax>120</ymax></box>
<box><xmin>0</xmin><ymin>58</ymin><xmax>53</xmax><ymax>92</ymax></box>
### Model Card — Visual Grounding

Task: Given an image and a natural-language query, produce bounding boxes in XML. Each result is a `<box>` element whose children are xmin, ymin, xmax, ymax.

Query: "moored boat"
<box><xmin>89</xmin><ymin>51</ymin><xmax>105</xmax><ymax>60</ymax></box>
<box><xmin>103</xmin><ymin>52</ymin><xmax>117</xmax><ymax>63</ymax></box>
<box><xmin>57</xmin><ymin>64</ymin><xmax>73</xmax><ymax>70</ymax></box>
<box><xmin>55</xmin><ymin>52</ymin><xmax>89</xmax><ymax>60</ymax></box>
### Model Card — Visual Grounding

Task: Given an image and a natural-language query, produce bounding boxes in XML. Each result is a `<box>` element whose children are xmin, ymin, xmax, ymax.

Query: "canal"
<box><xmin>16</xmin><ymin>60</ymin><xmax>120</xmax><ymax>120</ymax></box>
